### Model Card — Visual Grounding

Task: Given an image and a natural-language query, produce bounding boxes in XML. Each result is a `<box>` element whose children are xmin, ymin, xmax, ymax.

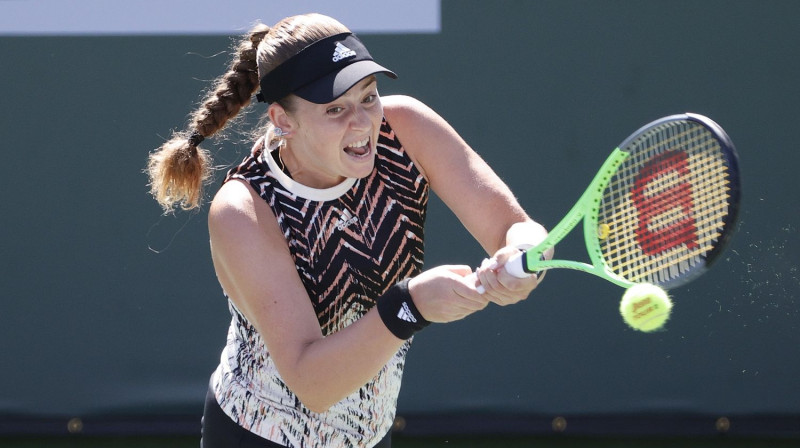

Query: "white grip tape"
<box><xmin>505</xmin><ymin>250</ymin><xmax>529</xmax><ymax>278</ymax></box>
<box><xmin>473</xmin><ymin>251</ymin><xmax>531</xmax><ymax>294</ymax></box>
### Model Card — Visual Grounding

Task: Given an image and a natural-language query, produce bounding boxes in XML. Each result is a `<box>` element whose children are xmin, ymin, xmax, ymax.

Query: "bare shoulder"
<box><xmin>207</xmin><ymin>178</ymin><xmax>292</xmax><ymax>296</ymax></box>
<box><xmin>208</xmin><ymin>179</ymin><xmax>278</xmax><ymax>243</ymax></box>
<box><xmin>382</xmin><ymin>95</ymin><xmax>462</xmax><ymax>179</ymax></box>
<box><xmin>382</xmin><ymin>94</ymin><xmax>459</xmax><ymax>141</ymax></box>
<box><xmin>382</xmin><ymin>95</ymin><xmax>470</xmax><ymax>180</ymax></box>
<box><xmin>382</xmin><ymin>94</ymin><xmax>438</xmax><ymax>128</ymax></box>
<box><xmin>209</xmin><ymin>180</ymin><xmax>258</xmax><ymax>227</ymax></box>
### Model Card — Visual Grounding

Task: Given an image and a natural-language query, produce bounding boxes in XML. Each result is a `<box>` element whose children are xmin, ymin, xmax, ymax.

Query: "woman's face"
<box><xmin>277</xmin><ymin>76</ymin><xmax>383</xmax><ymax>189</ymax></box>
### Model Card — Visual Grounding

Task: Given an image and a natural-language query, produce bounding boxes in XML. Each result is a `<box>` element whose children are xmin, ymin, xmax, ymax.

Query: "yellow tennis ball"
<box><xmin>619</xmin><ymin>283</ymin><xmax>673</xmax><ymax>332</ymax></box>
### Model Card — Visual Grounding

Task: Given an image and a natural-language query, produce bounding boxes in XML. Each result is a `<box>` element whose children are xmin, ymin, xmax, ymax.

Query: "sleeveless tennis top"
<box><xmin>210</xmin><ymin>118</ymin><xmax>429</xmax><ymax>447</ymax></box>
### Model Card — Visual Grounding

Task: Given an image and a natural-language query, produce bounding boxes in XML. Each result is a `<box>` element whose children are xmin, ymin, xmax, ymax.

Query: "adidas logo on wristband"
<box><xmin>377</xmin><ymin>278</ymin><xmax>429</xmax><ymax>340</ymax></box>
<box><xmin>396</xmin><ymin>302</ymin><xmax>418</xmax><ymax>323</ymax></box>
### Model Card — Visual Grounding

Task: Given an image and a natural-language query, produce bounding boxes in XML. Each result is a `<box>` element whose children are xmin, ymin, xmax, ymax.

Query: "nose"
<box><xmin>350</xmin><ymin>105</ymin><xmax>371</xmax><ymax>131</ymax></box>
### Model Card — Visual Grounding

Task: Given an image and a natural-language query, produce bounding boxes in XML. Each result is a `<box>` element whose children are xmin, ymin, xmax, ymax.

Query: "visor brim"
<box><xmin>294</xmin><ymin>60</ymin><xmax>397</xmax><ymax>104</ymax></box>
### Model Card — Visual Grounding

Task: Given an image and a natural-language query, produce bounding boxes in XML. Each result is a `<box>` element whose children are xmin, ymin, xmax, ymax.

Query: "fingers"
<box><xmin>408</xmin><ymin>259</ymin><xmax>538</xmax><ymax>326</ymax></box>
<box><xmin>475</xmin><ymin>250</ymin><xmax>540</xmax><ymax>306</ymax></box>
<box><xmin>408</xmin><ymin>266</ymin><xmax>489</xmax><ymax>323</ymax></box>
<box><xmin>448</xmin><ymin>264</ymin><xmax>474</xmax><ymax>277</ymax></box>
<box><xmin>476</xmin><ymin>270</ymin><xmax>535</xmax><ymax>306</ymax></box>
<box><xmin>426</xmin><ymin>288</ymin><xmax>488</xmax><ymax>322</ymax></box>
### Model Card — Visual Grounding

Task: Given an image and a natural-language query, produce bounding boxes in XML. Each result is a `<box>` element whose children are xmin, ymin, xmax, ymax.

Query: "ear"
<box><xmin>267</xmin><ymin>103</ymin><xmax>296</xmax><ymax>136</ymax></box>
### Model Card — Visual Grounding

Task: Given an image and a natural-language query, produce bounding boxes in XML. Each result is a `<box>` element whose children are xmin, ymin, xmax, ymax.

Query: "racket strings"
<box><xmin>597</xmin><ymin>121</ymin><xmax>735</xmax><ymax>285</ymax></box>
<box><xmin>603</xmin><ymin>156</ymin><xmax>730</xmax><ymax>238</ymax></box>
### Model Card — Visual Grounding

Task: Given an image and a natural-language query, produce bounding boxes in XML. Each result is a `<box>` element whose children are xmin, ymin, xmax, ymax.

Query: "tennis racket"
<box><xmin>481</xmin><ymin>113</ymin><xmax>741</xmax><ymax>291</ymax></box>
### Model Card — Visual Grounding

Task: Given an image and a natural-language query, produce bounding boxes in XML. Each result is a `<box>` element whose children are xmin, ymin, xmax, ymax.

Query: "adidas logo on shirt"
<box><xmin>332</xmin><ymin>42</ymin><xmax>356</xmax><ymax>62</ymax></box>
<box><xmin>396</xmin><ymin>302</ymin><xmax>418</xmax><ymax>323</ymax></box>
<box><xmin>336</xmin><ymin>209</ymin><xmax>359</xmax><ymax>231</ymax></box>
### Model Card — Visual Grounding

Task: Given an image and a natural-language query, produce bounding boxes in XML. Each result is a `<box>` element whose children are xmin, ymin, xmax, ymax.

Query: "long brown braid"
<box><xmin>146</xmin><ymin>14</ymin><xmax>349</xmax><ymax>212</ymax></box>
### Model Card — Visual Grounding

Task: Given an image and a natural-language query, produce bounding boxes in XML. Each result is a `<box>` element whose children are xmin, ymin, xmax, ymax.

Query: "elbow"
<box><xmin>301</xmin><ymin>399</ymin><xmax>335</xmax><ymax>415</ymax></box>
<box><xmin>291</xmin><ymin>388</ymin><xmax>338</xmax><ymax>414</ymax></box>
<box><xmin>278</xmin><ymin>361</ymin><xmax>341</xmax><ymax>414</ymax></box>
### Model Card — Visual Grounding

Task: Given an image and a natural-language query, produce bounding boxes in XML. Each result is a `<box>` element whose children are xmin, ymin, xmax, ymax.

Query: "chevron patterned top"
<box><xmin>211</xmin><ymin>118</ymin><xmax>429</xmax><ymax>447</ymax></box>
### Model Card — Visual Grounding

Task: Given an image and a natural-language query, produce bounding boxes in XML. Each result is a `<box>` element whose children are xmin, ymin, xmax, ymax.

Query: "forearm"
<box><xmin>281</xmin><ymin>307</ymin><xmax>405</xmax><ymax>413</ymax></box>
<box><xmin>281</xmin><ymin>266</ymin><xmax>483</xmax><ymax>412</ymax></box>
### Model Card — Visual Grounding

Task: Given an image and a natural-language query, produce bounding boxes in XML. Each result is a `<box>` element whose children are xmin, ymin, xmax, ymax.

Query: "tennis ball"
<box><xmin>619</xmin><ymin>283</ymin><xmax>673</xmax><ymax>332</ymax></box>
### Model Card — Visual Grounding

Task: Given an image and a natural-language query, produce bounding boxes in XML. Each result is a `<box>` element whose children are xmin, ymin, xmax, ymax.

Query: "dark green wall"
<box><xmin>1</xmin><ymin>0</ymin><xmax>797</xmax><ymax>436</ymax></box>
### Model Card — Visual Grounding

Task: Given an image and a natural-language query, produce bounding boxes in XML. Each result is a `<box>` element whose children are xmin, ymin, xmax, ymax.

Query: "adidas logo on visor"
<box><xmin>332</xmin><ymin>42</ymin><xmax>357</xmax><ymax>62</ymax></box>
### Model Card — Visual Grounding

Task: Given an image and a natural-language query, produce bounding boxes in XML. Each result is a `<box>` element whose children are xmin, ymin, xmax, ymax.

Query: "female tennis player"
<box><xmin>146</xmin><ymin>13</ymin><xmax>549</xmax><ymax>448</ymax></box>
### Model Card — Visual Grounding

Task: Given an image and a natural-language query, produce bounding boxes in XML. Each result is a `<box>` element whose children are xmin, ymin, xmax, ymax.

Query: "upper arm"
<box><xmin>382</xmin><ymin>95</ymin><xmax>533</xmax><ymax>254</ymax></box>
<box><xmin>207</xmin><ymin>180</ymin><xmax>322</xmax><ymax>376</ymax></box>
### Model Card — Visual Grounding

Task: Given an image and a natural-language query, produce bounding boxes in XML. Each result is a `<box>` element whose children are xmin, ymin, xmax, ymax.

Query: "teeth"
<box><xmin>347</xmin><ymin>137</ymin><xmax>369</xmax><ymax>148</ymax></box>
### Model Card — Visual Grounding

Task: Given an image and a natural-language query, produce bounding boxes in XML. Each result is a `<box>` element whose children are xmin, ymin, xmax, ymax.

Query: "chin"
<box><xmin>353</xmin><ymin>158</ymin><xmax>376</xmax><ymax>179</ymax></box>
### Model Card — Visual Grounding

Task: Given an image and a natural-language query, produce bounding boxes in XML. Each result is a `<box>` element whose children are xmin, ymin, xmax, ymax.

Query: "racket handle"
<box><xmin>473</xmin><ymin>251</ymin><xmax>530</xmax><ymax>294</ymax></box>
<box><xmin>504</xmin><ymin>250</ymin><xmax>529</xmax><ymax>278</ymax></box>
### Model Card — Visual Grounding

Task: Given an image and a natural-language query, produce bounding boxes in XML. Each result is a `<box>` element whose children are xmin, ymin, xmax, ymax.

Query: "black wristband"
<box><xmin>377</xmin><ymin>278</ymin><xmax>430</xmax><ymax>340</ymax></box>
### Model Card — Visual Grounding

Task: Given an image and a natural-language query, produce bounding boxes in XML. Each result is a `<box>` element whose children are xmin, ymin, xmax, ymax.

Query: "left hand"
<box><xmin>474</xmin><ymin>246</ymin><xmax>542</xmax><ymax>306</ymax></box>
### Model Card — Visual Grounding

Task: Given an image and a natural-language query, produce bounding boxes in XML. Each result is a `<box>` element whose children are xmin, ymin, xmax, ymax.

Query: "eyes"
<box><xmin>363</xmin><ymin>94</ymin><xmax>378</xmax><ymax>105</ymax></box>
<box><xmin>325</xmin><ymin>93</ymin><xmax>379</xmax><ymax>116</ymax></box>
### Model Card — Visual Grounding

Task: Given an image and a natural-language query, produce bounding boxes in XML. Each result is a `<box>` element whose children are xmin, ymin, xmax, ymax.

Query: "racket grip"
<box><xmin>504</xmin><ymin>250</ymin><xmax>529</xmax><ymax>278</ymax></box>
<box><xmin>473</xmin><ymin>251</ymin><xmax>531</xmax><ymax>294</ymax></box>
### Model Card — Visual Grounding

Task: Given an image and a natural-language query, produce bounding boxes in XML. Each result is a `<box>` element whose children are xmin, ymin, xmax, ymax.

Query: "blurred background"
<box><xmin>1</xmin><ymin>0</ymin><xmax>798</xmax><ymax>446</ymax></box>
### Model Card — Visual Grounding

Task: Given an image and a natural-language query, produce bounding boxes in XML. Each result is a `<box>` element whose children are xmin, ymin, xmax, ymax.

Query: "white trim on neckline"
<box><xmin>263</xmin><ymin>148</ymin><xmax>357</xmax><ymax>202</ymax></box>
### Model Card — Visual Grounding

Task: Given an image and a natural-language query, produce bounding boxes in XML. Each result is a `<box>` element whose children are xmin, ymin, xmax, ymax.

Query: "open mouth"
<box><xmin>344</xmin><ymin>137</ymin><xmax>371</xmax><ymax>158</ymax></box>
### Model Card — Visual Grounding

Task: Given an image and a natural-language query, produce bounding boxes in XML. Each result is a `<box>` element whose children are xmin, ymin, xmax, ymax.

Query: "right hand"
<box><xmin>407</xmin><ymin>265</ymin><xmax>489</xmax><ymax>323</ymax></box>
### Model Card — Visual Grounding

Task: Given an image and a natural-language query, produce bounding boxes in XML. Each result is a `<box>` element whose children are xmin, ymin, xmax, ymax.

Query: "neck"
<box><xmin>279</xmin><ymin>144</ymin><xmax>347</xmax><ymax>189</ymax></box>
